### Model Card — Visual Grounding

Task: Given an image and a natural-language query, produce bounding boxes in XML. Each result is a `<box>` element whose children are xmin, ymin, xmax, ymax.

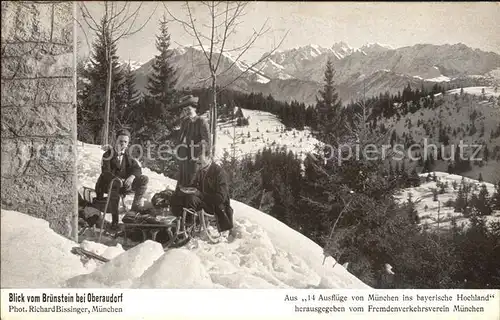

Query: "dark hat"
<box><xmin>168</xmin><ymin>95</ymin><xmax>199</xmax><ymax>111</ymax></box>
<box><xmin>115</xmin><ymin>128</ymin><xmax>131</xmax><ymax>138</ymax></box>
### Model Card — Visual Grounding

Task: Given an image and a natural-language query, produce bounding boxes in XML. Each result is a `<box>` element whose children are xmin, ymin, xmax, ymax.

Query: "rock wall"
<box><xmin>1</xmin><ymin>1</ymin><xmax>76</xmax><ymax>237</ymax></box>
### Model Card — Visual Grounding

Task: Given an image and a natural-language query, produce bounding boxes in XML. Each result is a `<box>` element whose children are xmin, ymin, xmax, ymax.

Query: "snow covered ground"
<box><xmin>1</xmin><ymin>140</ymin><xmax>368</xmax><ymax>289</ymax></box>
<box><xmin>447</xmin><ymin>86</ymin><xmax>500</xmax><ymax>98</ymax></box>
<box><xmin>426</xmin><ymin>75</ymin><xmax>451</xmax><ymax>82</ymax></box>
<box><xmin>395</xmin><ymin>172</ymin><xmax>500</xmax><ymax>231</ymax></box>
<box><xmin>208</xmin><ymin>108</ymin><xmax>322</xmax><ymax>161</ymax></box>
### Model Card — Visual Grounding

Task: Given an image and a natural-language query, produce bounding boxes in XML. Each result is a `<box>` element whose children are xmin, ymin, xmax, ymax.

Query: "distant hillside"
<box><xmin>396</xmin><ymin>172</ymin><xmax>500</xmax><ymax>231</ymax></box>
<box><xmin>133</xmin><ymin>42</ymin><xmax>500</xmax><ymax>105</ymax></box>
<box><xmin>378</xmin><ymin>86</ymin><xmax>500</xmax><ymax>183</ymax></box>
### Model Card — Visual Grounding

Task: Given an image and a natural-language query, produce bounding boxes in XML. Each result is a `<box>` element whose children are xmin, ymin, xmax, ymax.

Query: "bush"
<box><xmin>444</xmin><ymin>199</ymin><xmax>455</xmax><ymax>207</ymax></box>
<box><xmin>236</xmin><ymin>117</ymin><xmax>249</xmax><ymax>126</ymax></box>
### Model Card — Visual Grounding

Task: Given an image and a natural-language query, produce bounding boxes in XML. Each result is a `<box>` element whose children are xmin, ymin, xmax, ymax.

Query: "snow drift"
<box><xmin>0</xmin><ymin>141</ymin><xmax>369</xmax><ymax>289</ymax></box>
<box><xmin>1</xmin><ymin>210</ymin><xmax>89</xmax><ymax>288</ymax></box>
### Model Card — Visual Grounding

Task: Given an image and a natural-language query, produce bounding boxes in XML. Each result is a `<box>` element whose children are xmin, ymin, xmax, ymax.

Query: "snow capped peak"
<box><xmin>331</xmin><ymin>41</ymin><xmax>356</xmax><ymax>59</ymax></box>
<box><xmin>360</xmin><ymin>42</ymin><xmax>394</xmax><ymax>53</ymax></box>
<box><xmin>309</xmin><ymin>44</ymin><xmax>321</xmax><ymax>51</ymax></box>
<box><xmin>332</xmin><ymin>41</ymin><xmax>353</xmax><ymax>52</ymax></box>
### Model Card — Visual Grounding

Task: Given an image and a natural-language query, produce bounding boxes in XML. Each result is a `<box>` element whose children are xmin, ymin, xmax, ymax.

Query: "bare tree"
<box><xmin>163</xmin><ymin>1</ymin><xmax>288</xmax><ymax>158</ymax></box>
<box><xmin>78</xmin><ymin>2</ymin><xmax>158</xmax><ymax>146</ymax></box>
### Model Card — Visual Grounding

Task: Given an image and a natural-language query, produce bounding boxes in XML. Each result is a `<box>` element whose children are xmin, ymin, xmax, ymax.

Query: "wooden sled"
<box><xmin>80</xmin><ymin>184</ymin><xmax>223</xmax><ymax>248</ymax></box>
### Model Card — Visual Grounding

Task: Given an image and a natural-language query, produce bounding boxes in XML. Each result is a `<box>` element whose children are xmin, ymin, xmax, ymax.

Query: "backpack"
<box><xmin>151</xmin><ymin>189</ymin><xmax>174</xmax><ymax>208</ymax></box>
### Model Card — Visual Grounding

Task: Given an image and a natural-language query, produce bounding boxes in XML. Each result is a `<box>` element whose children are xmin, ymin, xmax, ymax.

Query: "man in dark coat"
<box><xmin>169</xmin><ymin>95</ymin><xmax>210</xmax><ymax>191</ymax></box>
<box><xmin>95</xmin><ymin>129</ymin><xmax>149</xmax><ymax>227</ymax></box>
<box><xmin>170</xmin><ymin>148</ymin><xmax>233</xmax><ymax>233</ymax></box>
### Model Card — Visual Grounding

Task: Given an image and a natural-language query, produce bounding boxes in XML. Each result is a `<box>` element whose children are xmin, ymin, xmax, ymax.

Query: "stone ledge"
<box><xmin>1</xmin><ymin>77</ymin><xmax>73</xmax><ymax>107</ymax></box>
<box><xmin>2</xmin><ymin>103</ymin><xmax>74</xmax><ymax>138</ymax></box>
<box><xmin>1</xmin><ymin>137</ymin><xmax>75</xmax><ymax>177</ymax></box>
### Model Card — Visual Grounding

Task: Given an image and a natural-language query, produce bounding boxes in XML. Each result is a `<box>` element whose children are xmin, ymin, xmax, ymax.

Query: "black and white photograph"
<box><xmin>2</xmin><ymin>0</ymin><xmax>500</xmax><ymax>299</ymax></box>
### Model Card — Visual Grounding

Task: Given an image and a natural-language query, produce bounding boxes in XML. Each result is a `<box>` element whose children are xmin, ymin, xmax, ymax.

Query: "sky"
<box><xmin>77</xmin><ymin>2</ymin><xmax>500</xmax><ymax>64</ymax></box>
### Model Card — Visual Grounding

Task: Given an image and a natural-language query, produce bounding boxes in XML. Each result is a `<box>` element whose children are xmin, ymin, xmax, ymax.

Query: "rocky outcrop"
<box><xmin>1</xmin><ymin>1</ymin><xmax>76</xmax><ymax>237</ymax></box>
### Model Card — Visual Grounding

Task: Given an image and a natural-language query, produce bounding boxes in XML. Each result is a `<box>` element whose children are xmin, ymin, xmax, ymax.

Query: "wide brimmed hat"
<box><xmin>168</xmin><ymin>95</ymin><xmax>199</xmax><ymax>111</ymax></box>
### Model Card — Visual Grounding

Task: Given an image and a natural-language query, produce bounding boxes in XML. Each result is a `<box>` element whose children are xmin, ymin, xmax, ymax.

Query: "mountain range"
<box><xmin>131</xmin><ymin>42</ymin><xmax>500</xmax><ymax>105</ymax></box>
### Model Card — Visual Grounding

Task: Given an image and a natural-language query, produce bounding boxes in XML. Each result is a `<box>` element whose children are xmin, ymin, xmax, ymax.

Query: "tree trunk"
<box><xmin>233</xmin><ymin>110</ymin><xmax>236</xmax><ymax>160</ymax></box>
<box><xmin>103</xmin><ymin>47</ymin><xmax>112</xmax><ymax>146</ymax></box>
<box><xmin>211</xmin><ymin>74</ymin><xmax>217</xmax><ymax>159</ymax></box>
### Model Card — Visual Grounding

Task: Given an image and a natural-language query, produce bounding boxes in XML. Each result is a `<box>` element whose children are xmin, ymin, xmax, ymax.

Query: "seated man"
<box><xmin>170</xmin><ymin>148</ymin><xmax>233</xmax><ymax>234</ymax></box>
<box><xmin>95</xmin><ymin>129</ymin><xmax>149</xmax><ymax>228</ymax></box>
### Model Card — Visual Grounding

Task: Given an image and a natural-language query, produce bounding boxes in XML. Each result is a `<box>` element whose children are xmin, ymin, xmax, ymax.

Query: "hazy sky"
<box><xmin>78</xmin><ymin>2</ymin><xmax>500</xmax><ymax>63</ymax></box>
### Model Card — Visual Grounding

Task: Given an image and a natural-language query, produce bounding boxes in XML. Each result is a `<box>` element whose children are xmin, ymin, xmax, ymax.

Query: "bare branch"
<box><xmin>79</xmin><ymin>3</ymin><xmax>101</xmax><ymax>32</ymax></box>
<box><xmin>118</xmin><ymin>3</ymin><xmax>158</xmax><ymax>40</ymax></box>
<box><xmin>74</xmin><ymin>13</ymin><xmax>94</xmax><ymax>55</ymax></box>
<box><xmin>113</xmin><ymin>3</ymin><xmax>141</xmax><ymax>31</ymax></box>
<box><xmin>113</xmin><ymin>2</ymin><xmax>132</xmax><ymax>30</ymax></box>
<box><xmin>114</xmin><ymin>4</ymin><xmax>142</xmax><ymax>40</ymax></box>
<box><xmin>213</xmin><ymin>1</ymin><xmax>232</xmax><ymax>71</ymax></box>
<box><xmin>109</xmin><ymin>2</ymin><xmax>127</xmax><ymax>24</ymax></box>
<box><xmin>163</xmin><ymin>2</ymin><xmax>211</xmax><ymax>57</ymax></box>
<box><xmin>185</xmin><ymin>1</ymin><xmax>213</xmax><ymax>72</ymax></box>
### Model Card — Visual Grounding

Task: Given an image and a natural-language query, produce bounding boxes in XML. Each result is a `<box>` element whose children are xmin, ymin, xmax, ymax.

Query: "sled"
<box><xmin>71</xmin><ymin>246</ymin><xmax>110</xmax><ymax>263</ymax></box>
<box><xmin>80</xmin><ymin>184</ymin><xmax>222</xmax><ymax>248</ymax></box>
<box><xmin>81</xmin><ymin>177</ymin><xmax>133</xmax><ymax>243</ymax></box>
<box><xmin>119</xmin><ymin>207</ymin><xmax>222</xmax><ymax>250</ymax></box>
<box><xmin>175</xmin><ymin>207</ymin><xmax>222</xmax><ymax>245</ymax></box>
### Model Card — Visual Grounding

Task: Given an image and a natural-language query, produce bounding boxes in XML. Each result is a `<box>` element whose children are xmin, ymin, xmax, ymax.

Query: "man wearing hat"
<box><xmin>95</xmin><ymin>129</ymin><xmax>149</xmax><ymax>228</ymax></box>
<box><xmin>169</xmin><ymin>94</ymin><xmax>211</xmax><ymax>191</ymax></box>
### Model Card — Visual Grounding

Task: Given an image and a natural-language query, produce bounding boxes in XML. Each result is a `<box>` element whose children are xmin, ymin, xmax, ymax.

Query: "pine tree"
<box><xmin>492</xmin><ymin>181</ymin><xmax>500</xmax><ymax>210</ymax></box>
<box><xmin>137</xmin><ymin>16</ymin><xmax>179</xmax><ymax>177</ymax></box>
<box><xmin>423</xmin><ymin>158</ymin><xmax>432</xmax><ymax>173</ymax></box>
<box><xmin>484</xmin><ymin>145</ymin><xmax>489</xmax><ymax>162</ymax></box>
<box><xmin>142</xmin><ymin>15</ymin><xmax>178</xmax><ymax>147</ymax></box>
<box><xmin>475</xmin><ymin>184</ymin><xmax>492</xmax><ymax>216</ymax></box>
<box><xmin>455</xmin><ymin>186</ymin><xmax>466</xmax><ymax>213</ymax></box>
<box><xmin>410</xmin><ymin>168</ymin><xmax>420</xmax><ymax>187</ymax></box>
<box><xmin>439</xmin><ymin>183</ymin><xmax>446</xmax><ymax>194</ymax></box>
<box><xmin>117</xmin><ymin>63</ymin><xmax>141</xmax><ymax>131</ymax></box>
<box><xmin>78</xmin><ymin>23</ymin><xmax>126</xmax><ymax>144</ymax></box>
<box><xmin>316</xmin><ymin>58</ymin><xmax>343</xmax><ymax>145</ymax></box>
<box><xmin>146</xmin><ymin>15</ymin><xmax>178</xmax><ymax>108</ymax></box>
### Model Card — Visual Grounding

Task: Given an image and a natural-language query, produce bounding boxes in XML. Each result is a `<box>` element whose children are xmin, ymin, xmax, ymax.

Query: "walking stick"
<box><xmin>98</xmin><ymin>177</ymin><xmax>123</xmax><ymax>243</ymax></box>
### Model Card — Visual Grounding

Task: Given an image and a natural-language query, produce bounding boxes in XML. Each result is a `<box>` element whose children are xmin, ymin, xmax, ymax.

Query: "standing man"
<box><xmin>169</xmin><ymin>95</ymin><xmax>210</xmax><ymax>191</ymax></box>
<box><xmin>95</xmin><ymin>129</ymin><xmax>149</xmax><ymax>228</ymax></box>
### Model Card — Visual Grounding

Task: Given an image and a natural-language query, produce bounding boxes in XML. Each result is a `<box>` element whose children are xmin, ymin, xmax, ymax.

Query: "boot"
<box><xmin>131</xmin><ymin>192</ymin><xmax>145</xmax><ymax>212</ymax></box>
<box><xmin>130</xmin><ymin>176</ymin><xmax>148</xmax><ymax>212</ymax></box>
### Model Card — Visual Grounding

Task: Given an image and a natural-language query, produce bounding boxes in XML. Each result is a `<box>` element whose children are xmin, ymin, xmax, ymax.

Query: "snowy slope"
<box><xmin>1</xmin><ymin>210</ymin><xmax>90</xmax><ymax>288</ymax></box>
<box><xmin>210</xmin><ymin>108</ymin><xmax>321</xmax><ymax>161</ymax></box>
<box><xmin>395</xmin><ymin>172</ymin><xmax>500</xmax><ymax>231</ymax></box>
<box><xmin>384</xmin><ymin>86</ymin><xmax>500</xmax><ymax>183</ymax></box>
<box><xmin>447</xmin><ymin>86</ymin><xmax>500</xmax><ymax>97</ymax></box>
<box><xmin>1</xmin><ymin>141</ymin><xmax>368</xmax><ymax>289</ymax></box>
